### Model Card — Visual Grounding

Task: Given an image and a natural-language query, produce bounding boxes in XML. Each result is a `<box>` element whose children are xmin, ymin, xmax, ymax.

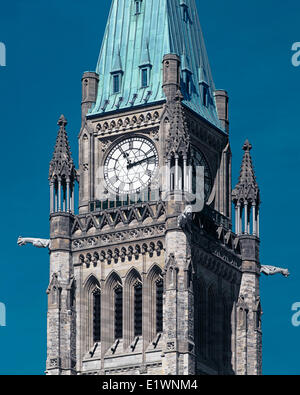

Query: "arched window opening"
<box><xmin>115</xmin><ymin>286</ymin><xmax>123</xmax><ymax>340</ymax></box>
<box><xmin>156</xmin><ymin>278</ymin><xmax>163</xmax><ymax>334</ymax></box>
<box><xmin>93</xmin><ymin>287</ymin><xmax>101</xmax><ymax>343</ymax></box>
<box><xmin>134</xmin><ymin>282</ymin><xmax>143</xmax><ymax>337</ymax></box>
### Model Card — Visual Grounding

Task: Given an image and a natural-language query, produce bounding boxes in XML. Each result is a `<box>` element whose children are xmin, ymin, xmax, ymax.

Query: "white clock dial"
<box><xmin>104</xmin><ymin>137</ymin><xmax>158</xmax><ymax>194</ymax></box>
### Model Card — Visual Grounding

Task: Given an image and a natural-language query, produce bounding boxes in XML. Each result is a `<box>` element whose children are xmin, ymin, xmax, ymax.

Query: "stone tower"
<box><xmin>46</xmin><ymin>0</ymin><xmax>262</xmax><ymax>375</ymax></box>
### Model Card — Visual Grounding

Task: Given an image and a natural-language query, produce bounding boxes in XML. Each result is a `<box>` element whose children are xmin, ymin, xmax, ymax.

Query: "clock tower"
<box><xmin>46</xmin><ymin>0</ymin><xmax>262</xmax><ymax>375</ymax></box>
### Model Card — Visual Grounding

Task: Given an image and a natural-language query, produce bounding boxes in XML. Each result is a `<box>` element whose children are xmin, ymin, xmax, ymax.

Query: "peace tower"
<box><xmin>45</xmin><ymin>0</ymin><xmax>264</xmax><ymax>375</ymax></box>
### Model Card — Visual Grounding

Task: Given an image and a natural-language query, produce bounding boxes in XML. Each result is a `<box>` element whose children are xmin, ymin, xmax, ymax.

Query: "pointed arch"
<box><xmin>47</xmin><ymin>273</ymin><xmax>61</xmax><ymax>307</ymax></box>
<box><xmin>71</xmin><ymin>217</ymin><xmax>84</xmax><ymax>234</ymax></box>
<box><xmin>124</xmin><ymin>268</ymin><xmax>142</xmax><ymax>348</ymax></box>
<box><xmin>83</xmin><ymin>275</ymin><xmax>101</xmax><ymax>352</ymax></box>
<box><xmin>145</xmin><ymin>264</ymin><xmax>164</xmax><ymax>343</ymax></box>
<box><xmin>127</xmin><ymin>207</ymin><xmax>140</xmax><ymax>224</ymax></box>
<box><xmin>85</xmin><ymin>215</ymin><xmax>98</xmax><ymax>232</ymax></box>
<box><xmin>103</xmin><ymin>271</ymin><xmax>123</xmax><ymax>349</ymax></box>
<box><xmin>105</xmin><ymin>270</ymin><xmax>122</xmax><ymax>288</ymax></box>
<box><xmin>141</xmin><ymin>204</ymin><xmax>154</xmax><ymax>222</ymax></box>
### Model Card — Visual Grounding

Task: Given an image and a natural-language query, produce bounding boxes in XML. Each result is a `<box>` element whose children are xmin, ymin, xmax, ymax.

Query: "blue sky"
<box><xmin>0</xmin><ymin>0</ymin><xmax>299</xmax><ymax>375</ymax></box>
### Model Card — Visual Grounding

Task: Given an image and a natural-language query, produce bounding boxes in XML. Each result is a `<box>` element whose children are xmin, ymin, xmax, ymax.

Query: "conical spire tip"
<box><xmin>58</xmin><ymin>114</ymin><xmax>68</xmax><ymax>128</ymax></box>
<box><xmin>243</xmin><ymin>140</ymin><xmax>252</xmax><ymax>152</ymax></box>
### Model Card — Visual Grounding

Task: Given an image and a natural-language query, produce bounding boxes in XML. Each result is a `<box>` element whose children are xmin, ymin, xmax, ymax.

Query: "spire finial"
<box><xmin>58</xmin><ymin>114</ymin><xmax>68</xmax><ymax>128</ymax></box>
<box><xmin>243</xmin><ymin>139</ymin><xmax>252</xmax><ymax>152</ymax></box>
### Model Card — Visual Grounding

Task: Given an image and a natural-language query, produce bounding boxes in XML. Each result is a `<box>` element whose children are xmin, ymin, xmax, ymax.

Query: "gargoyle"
<box><xmin>17</xmin><ymin>237</ymin><xmax>51</xmax><ymax>249</ymax></box>
<box><xmin>261</xmin><ymin>265</ymin><xmax>290</xmax><ymax>278</ymax></box>
<box><xmin>178</xmin><ymin>205</ymin><xmax>193</xmax><ymax>233</ymax></box>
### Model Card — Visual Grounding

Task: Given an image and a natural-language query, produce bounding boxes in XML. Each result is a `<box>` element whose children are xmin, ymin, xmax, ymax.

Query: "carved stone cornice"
<box><xmin>192</xmin><ymin>230</ymin><xmax>242</xmax><ymax>283</ymax></box>
<box><xmin>77</xmin><ymin>240</ymin><xmax>164</xmax><ymax>266</ymax></box>
<box><xmin>94</xmin><ymin>109</ymin><xmax>161</xmax><ymax>137</ymax></box>
<box><xmin>72</xmin><ymin>202</ymin><xmax>166</xmax><ymax>235</ymax></box>
<box><xmin>192</xmin><ymin>246</ymin><xmax>241</xmax><ymax>283</ymax></box>
<box><xmin>72</xmin><ymin>224</ymin><xmax>166</xmax><ymax>252</ymax></box>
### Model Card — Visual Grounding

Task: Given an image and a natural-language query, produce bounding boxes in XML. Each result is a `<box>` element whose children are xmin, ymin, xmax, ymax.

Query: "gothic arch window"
<box><xmin>134</xmin><ymin>281</ymin><xmax>143</xmax><ymax>337</ymax></box>
<box><xmin>104</xmin><ymin>272</ymin><xmax>123</xmax><ymax>347</ymax></box>
<box><xmin>114</xmin><ymin>285</ymin><xmax>123</xmax><ymax>340</ymax></box>
<box><xmin>145</xmin><ymin>265</ymin><xmax>163</xmax><ymax>343</ymax></box>
<box><xmin>93</xmin><ymin>287</ymin><xmax>101</xmax><ymax>343</ymax></box>
<box><xmin>156</xmin><ymin>278</ymin><xmax>163</xmax><ymax>334</ymax></box>
<box><xmin>124</xmin><ymin>268</ymin><xmax>142</xmax><ymax>348</ymax></box>
<box><xmin>84</xmin><ymin>275</ymin><xmax>101</xmax><ymax>351</ymax></box>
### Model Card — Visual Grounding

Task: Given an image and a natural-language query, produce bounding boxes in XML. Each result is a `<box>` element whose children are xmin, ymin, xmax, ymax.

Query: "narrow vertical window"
<box><xmin>208</xmin><ymin>288</ymin><xmax>216</xmax><ymax>362</ymax></box>
<box><xmin>93</xmin><ymin>288</ymin><xmax>101</xmax><ymax>343</ymax></box>
<box><xmin>156</xmin><ymin>279</ymin><xmax>163</xmax><ymax>333</ymax></box>
<box><xmin>115</xmin><ymin>286</ymin><xmax>123</xmax><ymax>340</ymax></box>
<box><xmin>135</xmin><ymin>0</ymin><xmax>142</xmax><ymax>14</ymax></box>
<box><xmin>134</xmin><ymin>283</ymin><xmax>143</xmax><ymax>337</ymax></box>
<box><xmin>183</xmin><ymin>71</ymin><xmax>191</xmax><ymax>96</ymax></box>
<box><xmin>203</xmin><ymin>85</ymin><xmax>208</xmax><ymax>107</ymax></box>
<box><xmin>141</xmin><ymin>68</ymin><xmax>148</xmax><ymax>88</ymax></box>
<box><xmin>70</xmin><ymin>283</ymin><xmax>76</xmax><ymax>309</ymax></box>
<box><xmin>113</xmin><ymin>74</ymin><xmax>120</xmax><ymax>94</ymax></box>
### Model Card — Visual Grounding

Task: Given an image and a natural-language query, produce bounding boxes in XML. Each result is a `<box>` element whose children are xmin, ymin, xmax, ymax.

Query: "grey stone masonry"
<box><xmin>162</xmin><ymin>198</ymin><xmax>194</xmax><ymax>375</ymax></box>
<box><xmin>235</xmin><ymin>236</ymin><xmax>262</xmax><ymax>375</ymax></box>
<box><xmin>46</xmin><ymin>44</ymin><xmax>263</xmax><ymax>375</ymax></box>
<box><xmin>46</xmin><ymin>212</ymin><xmax>76</xmax><ymax>375</ymax></box>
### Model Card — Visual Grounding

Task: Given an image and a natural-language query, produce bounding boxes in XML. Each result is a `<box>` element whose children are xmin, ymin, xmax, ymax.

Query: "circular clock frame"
<box><xmin>103</xmin><ymin>136</ymin><xmax>159</xmax><ymax>195</ymax></box>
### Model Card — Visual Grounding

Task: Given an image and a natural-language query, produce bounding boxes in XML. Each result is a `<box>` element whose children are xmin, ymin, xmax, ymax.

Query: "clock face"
<box><xmin>104</xmin><ymin>137</ymin><xmax>158</xmax><ymax>195</ymax></box>
<box><xmin>191</xmin><ymin>146</ymin><xmax>212</xmax><ymax>200</ymax></box>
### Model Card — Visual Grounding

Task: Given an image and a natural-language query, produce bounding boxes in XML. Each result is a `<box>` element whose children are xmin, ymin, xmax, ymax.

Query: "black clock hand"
<box><xmin>120</xmin><ymin>148</ymin><xmax>130</xmax><ymax>166</ymax></box>
<box><xmin>127</xmin><ymin>156</ymin><xmax>155</xmax><ymax>169</ymax></box>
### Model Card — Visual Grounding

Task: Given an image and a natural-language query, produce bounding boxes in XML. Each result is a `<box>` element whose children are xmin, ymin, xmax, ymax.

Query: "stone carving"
<box><xmin>178</xmin><ymin>205</ymin><xmax>193</xmax><ymax>233</ymax></box>
<box><xmin>79</xmin><ymin>240</ymin><xmax>164</xmax><ymax>266</ymax></box>
<box><xmin>72</xmin><ymin>224</ymin><xmax>166</xmax><ymax>250</ymax></box>
<box><xmin>96</xmin><ymin>111</ymin><xmax>161</xmax><ymax>136</ymax></box>
<box><xmin>260</xmin><ymin>265</ymin><xmax>290</xmax><ymax>278</ymax></box>
<box><xmin>209</xmin><ymin>242</ymin><xmax>241</xmax><ymax>269</ymax></box>
<box><xmin>101</xmin><ymin>139</ymin><xmax>112</xmax><ymax>152</ymax></box>
<box><xmin>17</xmin><ymin>237</ymin><xmax>51</xmax><ymax>249</ymax></box>
<box><xmin>167</xmin><ymin>342</ymin><xmax>175</xmax><ymax>351</ymax></box>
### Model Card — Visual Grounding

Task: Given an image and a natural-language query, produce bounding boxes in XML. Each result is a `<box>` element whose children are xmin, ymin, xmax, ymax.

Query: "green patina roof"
<box><xmin>89</xmin><ymin>0</ymin><xmax>223</xmax><ymax>131</ymax></box>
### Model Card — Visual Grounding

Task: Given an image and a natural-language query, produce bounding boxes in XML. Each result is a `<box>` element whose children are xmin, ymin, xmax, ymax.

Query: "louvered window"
<box><xmin>134</xmin><ymin>283</ymin><xmax>143</xmax><ymax>337</ymax></box>
<box><xmin>115</xmin><ymin>287</ymin><xmax>123</xmax><ymax>340</ymax></box>
<box><xmin>135</xmin><ymin>0</ymin><xmax>142</xmax><ymax>14</ymax></box>
<box><xmin>156</xmin><ymin>279</ymin><xmax>163</xmax><ymax>333</ymax></box>
<box><xmin>93</xmin><ymin>289</ymin><xmax>101</xmax><ymax>343</ymax></box>
<box><xmin>113</xmin><ymin>74</ymin><xmax>121</xmax><ymax>94</ymax></box>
